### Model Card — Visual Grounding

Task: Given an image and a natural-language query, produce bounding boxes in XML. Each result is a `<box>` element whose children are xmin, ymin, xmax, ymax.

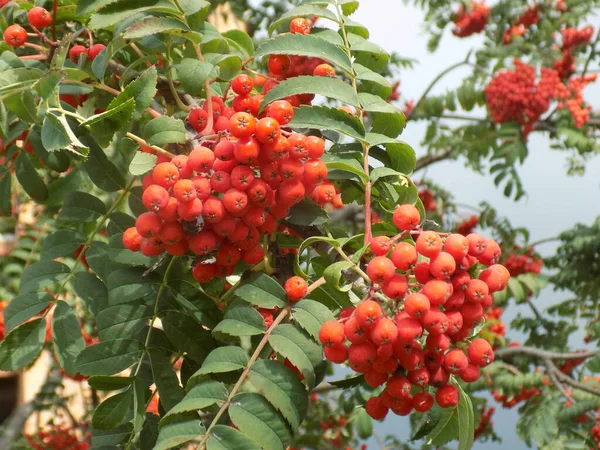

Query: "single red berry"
<box><xmin>188</xmin><ymin>108</ymin><xmax>209</xmax><ymax>133</ymax></box>
<box><xmin>152</xmin><ymin>162</ymin><xmax>180</xmax><ymax>188</ymax></box>
<box><xmin>284</xmin><ymin>276</ymin><xmax>307</xmax><ymax>302</ymax></box>
<box><xmin>355</xmin><ymin>300</ymin><xmax>383</xmax><ymax>329</ymax></box>
<box><xmin>444</xmin><ymin>233</ymin><xmax>469</xmax><ymax>260</ymax></box>
<box><xmin>313</xmin><ymin>64</ymin><xmax>335</xmax><ymax>77</ymax></box>
<box><xmin>122</xmin><ymin>227</ymin><xmax>143</xmax><ymax>252</ymax></box>
<box><xmin>268</xmin><ymin>54</ymin><xmax>291</xmax><ymax>75</ymax></box>
<box><xmin>459</xmin><ymin>363</ymin><xmax>481</xmax><ymax>383</ymax></box>
<box><xmin>88</xmin><ymin>43</ymin><xmax>106</xmax><ymax>61</ymax></box>
<box><xmin>423</xmin><ymin>279</ymin><xmax>453</xmax><ymax>306</ymax></box>
<box><xmin>348</xmin><ymin>342</ymin><xmax>377</xmax><ymax>366</ymax></box>
<box><xmin>267</xmin><ymin>100</ymin><xmax>294</xmax><ymax>125</ymax></box>
<box><xmin>4</xmin><ymin>25</ymin><xmax>27</xmax><ymax>48</ymax></box>
<box><xmin>28</xmin><ymin>7</ymin><xmax>52</xmax><ymax>28</ymax></box>
<box><xmin>370</xmin><ymin>318</ymin><xmax>398</xmax><ymax>346</ymax></box>
<box><xmin>404</xmin><ymin>293</ymin><xmax>430</xmax><ymax>318</ymax></box>
<box><xmin>382</xmin><ymin>274</ymin><xmax>408</xmax><ymax>300</ymax></box>
<box><xmin>393</xmin><ymin>204</ymin><xmax>420</xmax><ymax>230</ymax></box>
<box><xmin>135</xmin><ymin>212</ymin><xmax>162</xmax><ymax>238</ymax></box>
<box><xmin>344</xmin><ymin>316</ymin><xmax>368</xmax><ymax>344</ymax></box>
<box><xmin>324</xmin><ymin>344</ymin><xmax>348</xmax><ymax>363</ymax></box>
<box><xmin>141</xmin><ymin>184</ymin><xmax>170</xmax><ymax>212</ymax></box>
<box><xmin>69</xmin><ymin>45</ymin><xmax>88</xmax><ymax>64</ymax></box>
<box><xmin>413</xmin><ymin>392</ymin><xmax>434</xmax><ymax>412</ymax></box>
<box><xmin>468</xmin><ymin>338</ymin><xmax>494</xmax><ymax>367</ymax></box>
<box><xmin>366</xmin><ymin>256</ymin><xmax>396</xmax><ymax>284</ymax></box>
<box><xmin>319</xmin><ymin>321</ymin><xmax>345</xmax><ymax>347</ymax></box>
<box><xmin>290</xmin><ymin>17</ymin><xmax>311</xmax><ymax>34</ymax></box>
<box><xmin>385</xmin><ymin>376</ymin><xmax>412</xmax><ymax>399</ymax></box>
<box><xmin>365</xmin><ymin>397</ymin><xmax>389</xmax><ymax>420</ymax></box>
<box><xmin>443</xmin><ymin>349</ymin><xmax>469</xmax><ymax>374</ymax></box>
<box><xmin>230</xmin><ymin>112</ymin><xmax>257</xmax><ymax>139</ymax></box>
<box><xmin>231</xmin><ymin>74</ymin><xmax>254</xmax><ymax>96</ymax></box>
<box><xmin>429</xmin><ymin>252</ymin><xmax>457</xmax><ymax>279</ymax></box>
<box><xmin>396</xmin><ymin>318</ymin><xmax>423</xmax><ymax>342</ymax></box>
<box><xmin>371</xmin><ymin>236</ymin><xmax>391</xmax><ymax>256</ymax></box>
<box><xmin>416</xmin><ymin>231</ymin><xmax>443</xmax><ymax>257</ymax></box>
<box><xmin>436</xmin><ymin>384</ymin><xmax>460</xmax><ymax>408</ymax></box>
<box><xmin>391</xmin><ymin>242</ymin><xmax>417</xmax><ymax>270</ymax></box>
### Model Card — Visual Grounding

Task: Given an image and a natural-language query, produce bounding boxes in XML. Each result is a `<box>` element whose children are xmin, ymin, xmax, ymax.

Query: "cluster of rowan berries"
<box><xmin>26</xmin><ymin>425</ymin><xmax>90</xmax><ymax>450</ymax></box>
<box><xmin>456</xmin><ymin>215</ymin><xmax>479</xmax><ymax>236</ymax></box>
<box><xmin>3</xmin><ymin>7</ymin><xmax>51</xmax><ymax>48</ymax></box>
<box><xmin>554</xmin><ymin>26</ymin><xmax>594</xmax><ymax>79</ymax></box>
<box><xmin>484</xmin><ymin>59</ymin><xmax>572</xmax><ymax>136</ymax></box>
<box><xmin>493</xmin><ymin>385</ymin><xmax>541</xmax><ymax>408</ymax></box>
<box><xmin>318</xmin><ymin>204</ymin><xmax>509</xmax><ymax>419</ymax></box>
<box><xmin>418</xmin><ymin>188</ymin><xmax>437</xmax><ymax>213</ymax></box>
<box><xmin>452</xmin><ymin>1</ymin><xmax>490</xmax><ymax>38</ymax></box>
<box><xmin>560</xmin><ymin>73</ymin><xmax>597</xmax><ymax>128</ymax></box>
<box><xmin>473</xmin><ymin>406</ymin><xmax>495</xmax><ymax>439</ymax></box>
<box><xmin>68</xmin><ymin>42</ymin><xmax>106</xmax><ymax>64</ymax></box>
<box><xmin>503</xmin><ymin>4</ymin><xmax>540</xmax><ymax>44</ymax></box>
<box><xmin>502</xmin><ymin>247</ymin><xmax>542</xmax><ymax>277</ymax></box>
<box><xmin>482</xmin><ymin>306</ymin><xmax>505</xmax><ymax>340</ymax></box>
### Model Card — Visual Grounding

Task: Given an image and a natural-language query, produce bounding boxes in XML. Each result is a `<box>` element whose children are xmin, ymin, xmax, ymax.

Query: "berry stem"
<box><xmin>124</xmin><ymin>132</ymin><xmax>176</xmax><ymax>159</ymax></box>
<box><xmin>307</xmin><ymin>276</ymin><xmax>326</xmax><ymax>295</ymax></box>
<box><xmin>29</xmin><ymin>25</ymin><xmax>58</xmax><ymax>47</ymax></box>
<box><xmin>195</xmin><ymin>305</ymin><xmax>292</xmax><ymax>450</ymax></box>
<box><xmin>19</xmin><ymin>54</ymin><xmax>48</xmax><ymax>61</ymax></box>
<box><xmin>23</xmin><ymin>42</ymin><xmax>48</xmax><ymax>52</ymax></box>
<box><xmin>130</xmin><ymin>42</ymin><xmax>153</xmax><ymax>69</ymax></box>
<box><xmin>165</xmin><ymin>43</ymin><xmax>192</xmax><ymax>112</ymax></box>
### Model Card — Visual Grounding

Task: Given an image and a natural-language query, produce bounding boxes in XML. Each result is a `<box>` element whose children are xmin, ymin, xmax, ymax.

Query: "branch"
<box><xmin>414</xmin><ymin>149</ymin><xmax>454</xmax><ymax>171</ymax></box>
<box><xmin>495</xmin><ymin>346</ymin><xmax>600</xmax><ymax>361</ymax></box>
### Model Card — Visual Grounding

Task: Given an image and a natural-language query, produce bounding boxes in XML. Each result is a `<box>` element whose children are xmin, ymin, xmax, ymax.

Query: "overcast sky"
<box><xmin>353</xmin><ymin>2</ymin><xmax>600</xmax><ymax>448</ymax></box>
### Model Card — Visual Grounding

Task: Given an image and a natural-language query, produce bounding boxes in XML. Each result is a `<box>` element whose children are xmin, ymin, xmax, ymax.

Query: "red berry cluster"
<box><xmin>484</xmin><ymin>59</ymin><xmax>570</xmax><ymax>136</ymax></box>
<box><xmin>473</xmin><ymin>406</ymin><xmax>495</xmax><ymax>439</ymax></box>
<box><xmin>503</xmin><ymin>4</ymin><xmax>540</xmax><ymax>44</ymax></box>
<box><xmin>418</xmin><ymin>188</ymin><xmax>437</xmax><ymax>213</ymax></box>
<box><xmin>124</xmin><ymin>102</ymin><xmax>337</xmax><ymax>284</ymax></box>
<box><xmin>26</xmin><ymin>425</ymin><xmax>90</xmax><ymax>450</ymax></box>
<box><xmin>68</xmin><ymin>43</ymin><xmax>106</xmax><ymax>64</ymax></box>
<box><xmin>502</xmin><ymin>247</ymin><xmax>542</xmax><ymax>276</ymax></box>
<box><xmin>3</xmin><ymin>6</ymin><xmax>54</xmax><ymax>48</ymax></box>
<box><xmin>452</xmin><ymin>1</ymin><xmax>491</xmax><ymax>38</ymax></box>
<box><xmin>456</xmin><ymin>215</ymin><xmax>479</xmax><ymax>236</ymax></box>
<box><xmin>483</xmin><ymin>306</ymin><xmax>505</xmax><ymax>341</ymax></box>
<box><xmin>492</xmin><ymin>385</ymin><xmax>541</xmax><ymax>408</ymax></box>
<box><xmin>318</xmin><ymin>205</ymin><xmax>509</xmax><ymax>419</ymax></box>
<box><xmin>553</xmin><ymin>26</ymin><xmax>594</xmax><ymax>79</ymax></box>
<box><xmin>559</xmin><ymin>73</ymin><xmax>597</xmax><ymax>128</ymax></box>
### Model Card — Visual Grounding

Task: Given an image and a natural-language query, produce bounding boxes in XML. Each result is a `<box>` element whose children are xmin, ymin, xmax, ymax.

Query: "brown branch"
<box><xmin>494</xmin><ymin>346</ymin><xmax>600</xmax><ymax>361</ymax></box>
<box><xmin>414</xmin><ymin>149</ymin><xmax>454</xmax><ymax>171</ymax></box>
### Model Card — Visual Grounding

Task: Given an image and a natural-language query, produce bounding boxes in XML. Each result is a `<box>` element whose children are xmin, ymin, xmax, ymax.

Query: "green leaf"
<box><xmin>83</xmin><ymin>140</ymin><xmax>128</xmax><ymax>192</ymax></box>
<box><xmin>161</xmin><ymin>311</ymin><xmax>215</xmax><ymax>363</ymax></box>
<box><xmin>122</xmin><ymin>16</ymin><xmax>190</xmax><ymax>39</ymax></box>
<box><xmin>328</xmin><ymin>374</ymin><xmax>364</xmax><ymax>388</ymax></box>
<box><xmin>340</xmin><ymin>0</ymin><xmax>360</xmax><ymax>15</ymax></box>
<box><xmin>35</xmin><ymin>69</ymin><xmax>65</xmax><ymax>100</ymax></box>
<box><xmin>359</xmin><ymin>93</ymin><xmax>406</xmax><ymax>138</ymax></box>
<box><xmin>456</xmin><ymin>384</ymin><xmax>475</xmax><ymax>450</ymax></box>
<box><xmin>52</xmin><ymin>301</ymin><xmax>85</xmax><ymax>376</ymax></box>
<box><xmin>189</xmin><ymin>346</ymin><xmax>249</xmax><ymax>382</ymax></box>
<box><xmin>323</xmin><ymin>261</ymin><xmax>353</xmax><ymax>292</ymax></box>
<box><xmin>229</xmin><ymin>393</ymin><xmax>292</xmax><ymax>450</ymax></box>
<box><xmin>354</xmin><ymin>407</ymin><xmax>373</xmax><ymax>439</ymax></box>
<box><xmin>370</xmin><ymin>167</ymin><xmax>406</xmax><ymax>184</ymax></box>
<box><xmin>77</xmin><ymin>0</ymin><xmax>120</xmax><ymax>15</ymax></box>
<box><xmin>129</xmin><ymin>151</ymin><xmax>157</xmax><ymax>176</ymax></box>
<box><xmin>18</xmin><ymin>260</ymin><xmax>70</xmax><ymax>295</ymax></box>
<box><xmin>41</xmin><ymin>229</ymin><xmax>85</xmax><ymax>260</ymax></box>
<box><xmin>97</xmin><ymin>302</ymin><xmax>151</xmax><ymax>341</ymax></box>
<box><xmin>111</xmin><ymin>66</ymin><xmax>158</xmax><ymax>119</ymax></box>
<box><xmin>213</xmin><ymin>303</ymin><xmax>266</xmax><ymax>338</ymax></box>
<box><xmin>174</xmin><ymin>59</ymin><xmax>219</xmax><ymax>96</ymax></box>
<box><xmin>230</xmin><ymin>272</ymin><xmax>286</xmax><ymax>309</ymax></box>
<box><xmin>58</xmin><ymin>191</ymin><xmax>107</xmax><ymax>223</ymax></box>
<box><xmin>154</xmin><ymin>418</ymin><xmax>205</xmax><ymax>450</ymax></box>
<box><xmin>268</xmin><ymin>324</ymin><xmax>323</xmax><ymax>387</ymax></box>
<box><xmin>81</xmin><ymin>98</ymin><xmax>135</xmax><ymax>128</ymax></box>
<box><xmin>292</xmin><ymin>299</ymin><xmax>335</xmax><ymax>341</ymax></box>
<box><xmin>294</xmin><ymin>236</ymin><xmax>339</xmax><ymax>278</ymax></box>
<box><xmin>4</xmin><ymin>292</ymin><xmax>52</xmax><ymax>333</ymax></box>
<box><xmin>0</xmin><ymin>319</ymin><xmax>45</xmax><ymax>371</ymax></box>
<box><xmin>5</xmin><ymin>90</ymin><xmax>37</xmax><ymax>123</ymax></box>
<box><xmin>88</xmin><ymin>375</ymin><xmax>136</xmax><ymax>391</ymax></box>
<box><xmin>223</xmin><ymin>30</ymin><xmax>255</xmax><ymax>59</ymax></box>
<box><xmin>0</xmin><ymin>67</ymin><xmax>44</xmax><ymax>91</ymax></box>
<box><xmin>249</xmin><ymin>359</ymin><xmax>308</xmax><ymax>431</ymax></box>
<box><xmin>366</xmin><ymin>134</ymin><xmax>416</xmax><ymax>174</ymax></box>
<box><xmin>322</xmin><ymin>152</ymin><xmax>369</xmax><ymax>184</ymax></box>
<box><xmin>354</xmin><ymin>63</ymin><xmax>391</xmax><ymax>88</ymax></box>
<box><xmin>92</xmin><ymin>389</ymin><xmax>132</xmax><ymax>430</ymax></box>
<box><xmin>348</xmin><ymin>33</ymin><xmax>389</xmax><ymax>73</ymax></box>
<box><xmin>15</xmin><ymin>153</ymin><xmax>48</xmax><ymax>203</ymax></box>
<box><xmin>286</xmin><ymin>198</ymin><xmax>330</xmax><ymax>226</ymax></box>
<box><xmin>41</xmin><ymin>114</ymin><xmax>89</xmax><ymax>156</ymax></box>
<box><xmin>268</xmin><ymin>4</ymin><xmax>339</xmax><ymax>35</ymax></box>
<box><xmin>75</xmin><ymin>339</ymin><xmax>144</xmax><ymax>376</ymax></box>
<box><xmin>149</xmin><ymin>348</ymin><xmax>185</xmax><ymax>412</ymax></box>
<box><xmin>203</xmin><ymin>53</ymin><xmax>242</xmax><ymax>82</ymax></box>
<box><xmin>256</xmin><ymin>34</ymin><xmax>352</xmax><ymax>75</ymax></box>
<box><xmin>557</xmin><ymin>400</ymin><xmax>600</xmax><ymax>423</ymax></box>
<box><xmin>143</xmin><ymin>116</ymin><xmax>186</xmax><ymax>146</ymax></box>
<box><xmin>427</xmin><ymin>406</ymin><xmax>459</xmax><ymax>446</ymax></box>
<box><xmin>164</xmin><ymin>380</ymin><xmax>228</xmax><ymax>418</ymax></box>
<box><xmin>107</xmin><ymin>268</ymin><xmax>158</xmax><ymax>305</ymax></box>
<box><xmin>288</xmin><ymin>105</ymin><xmax>365</xmax><ymax>140</ymax></box>
<box><xmin>262</xmin><ymin>76</ymin><xmax>359</xmax><ymax>111</ymax></box>
<box><xmin>88</xmin><ymin>0</ymin><xmax>180</xmax><ymax>30</ymax></box>
<box><xmin>0</xmin><ymin>166</ymin><xmax>11</xmax><ymax>216</ymax></box>
<box><xmin>73</xmin><ymin>272</ymin><xmax>108</xmax><ymax>316</ymax></box>
<box><xmin>206</xmin><ymin>425</ymin><xmax>261</xmax><ymax>450</ymax></box>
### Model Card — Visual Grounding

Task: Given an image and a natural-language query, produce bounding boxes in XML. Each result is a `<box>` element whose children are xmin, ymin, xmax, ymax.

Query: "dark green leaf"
<box><xmin>456</xmin><ymin>384</ymin><xmax>475</xmax><ymax>450</ymax></box>
<box><xmin>174</xmin><ymin>59</ymin><xmax>219</xmax><ymax>96</ymax></box>
<box><xmin>4</xmin><ymin>292</ymin><xmax>52</xmax><ymax>333</ymax></box>
<box><xmin>58</xmin><ymin>191</ymin><xmax>107</xmax><ymax>223</ymax></box>
<box><xmin>323</xmin><ymin>261</ymin><xmax>353</xmax><ymax>292</ymax></box>
<box><xmin>328</xmin><ymin>374</ymin><xmax>364</xmax><ymax>388</ymax></box>
<box><xmin>0</xmin><ymin>166</ymin><xmax>10</xmax><ymax>216</ymax></box>
<box><xmin>354</xmin><ymin>407</ymin><xmax>373</xmax><ymax>439</ymax></box>
<box><xmin>206</xmin><ymin>425</ymin><xmax>261</xmax><ymax>450</ymax></box>
<box><xmin>122</xmin><ymin>16</ymin><xmax>190</xmax><ymax>40</ymax></box>
<box><xmin>111</xmin><ymin>66</ymin><xmax>158</xmax><ymax>119</ymax></box>
<box><xmin>15</xmin><ymin>153</ymin><xmax>48</xmax><ymax>203</ymax></box>
<box><xmin>88</xmin><ymin>0</ymin><xmax>180</xmax><ymax>30</ymax></box>
<box><xmin>154</xmin><ymin>418</ymin><xmax>205</xmax><ymax>450</ymax></box>
<box><xmin>88</xmin><ymin>375</ymin><xmax>136</xmax><ymax>391</ymax></box>
<box><xmin>286</xmin><ymin>198</ymin><xmax>329</xmax><ymax>226</ymax></box>
<box><xmin>189</xmin><ymin>346</ymin><xmax>249</xmax><ymax>382</ymax></box>
<box><xmin>35</xmin><ymin>69</ymin><xmax>66</xmax><ymax>101</ymax></box>
<box><xmin>92</xmin><ymin>389</ymin><xmax>132</xmax><ymax>430</ymax></box>
<box><xmin>230</xmin><ymin>272</ymin><xmax>286</xmax><ymax>309</ymax></box>
<box><xmin>73</xmin><ymin>272</ymin><xmax>108</xmax><ymax>316</ymax></box>
<box><xmin>268</xmin><ymin>324</ymin><xmax>323</xmax><ymax>387</ymax></box>
<box><xmin>19</xmin><ymin>260</ymin><xmax>70</xmax><ymax>295</ymax></box>
<box><xmin>292</xmin><ymin>299</ymin><xmax>335</xmax><ymax>341</ymax></box>
<box><xmin>229</xmin><ymin>393</ymin><xmax>292</xmax><ymax>450</ymax></box>
<box><xmin>164</xmin><ymin>380</ymin><xmax>228</xmax><ymax>418</ymax></box>
<box><xmin>52</xmin><ymin>301</ymin><xmax>85</xmax><ymax>376</ymax></box>
<box><xmin>129</xmin><ymin>151</ymin><xmax>157</xmax><ymax>176</ymax></box>
<box><xmin>223</xmin><ymin>30</ymin><xmax>254</xmax><ymax>59</ymax></box>
<box><xmin>0</xmin><ymin>319</ymin><xmax>45</xmax><ymax>371</ymax></box>
<box><xmin>262</xmin><ymin>76</ymin><xmax>359</xmax><ymax>111</ymax></box>
<box><xmin>256</xmin><ymin>34</ymin><xmax>352</xmax><ymax>75</ymax></box>
<box><xmin>149</xmin><ymin>348</ymin><xmax>185</xmax><ymax>412</ymax></box>
<box><xmin>41</xmin><ymin>114</ymin><xmax>88</xmax><ymax>155</ymax></box>
<box><xmin>75</xmin><ymin>339</ymin><xmax>144</xmax><ymax>376</ymax></box>
<box><xmin>213</xmin><ymin>303</ymin><xmax>266</xmax><ymax>338</ymax></box>
<box><xmin>162</xmin><ymin>311</ymin><xmax>216</xmax><ymax>363</ymax></box>
<box><xmin>41</xmin><ymin>229</ymin><xmax>85</xmax><ymax>260</ymax></box>
<box><xmin>83</xmin><ymin>139</ymin><xmax>128</xmax><ymax>192</ymax></box>
<box><xmin>289</xmin><ymin>105</ymin><xmax>365</xmax><ymax>140</ymax></box>
<box><xmin>97</xmin><ymin>302</ymin><xmax>151</xmax><ymax>341</ymax></box>
<box><xmin>106</xmin><ymin>268</ymin><xmax>158</xmax><ymax>305</ymax></box>
<box><xmin>249</xmin><ymin>359</ymin><xmax>308</xmax><ymax>431</ymax></box>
